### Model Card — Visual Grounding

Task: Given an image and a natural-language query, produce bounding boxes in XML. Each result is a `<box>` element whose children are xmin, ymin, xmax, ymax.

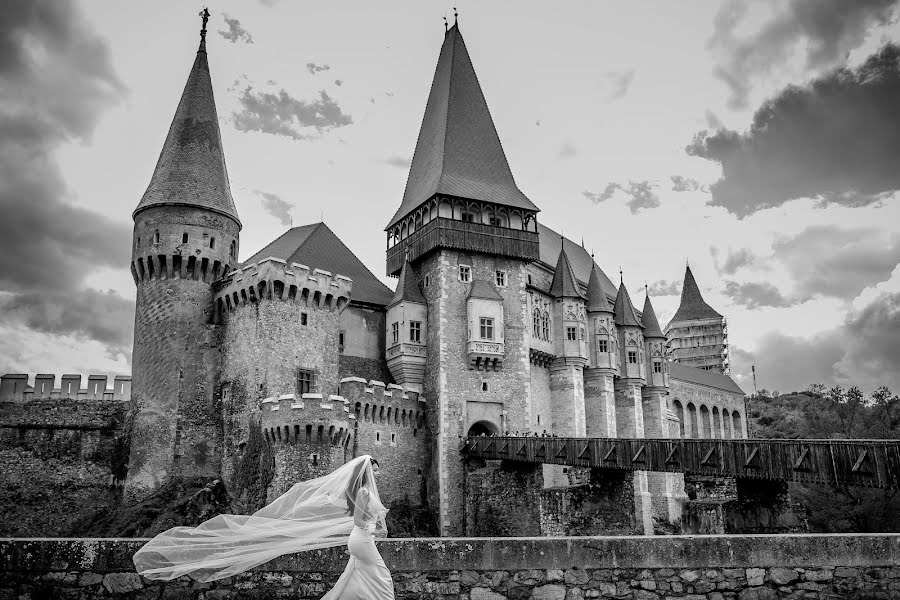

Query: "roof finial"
<box><xmin>619</xmin><ymin>266</ymin><xmax>623</xmax><ymax>284</ymax></box>
<box><xmin>454</xmin><ymin>6</ymin><xmax>458</xmax><ymax>24</ymax></box>
<box><xmin>443</xmin><ymin>15</ymin><xmax>448</xmax><ymax>33</ymax></box>
<box><xmin>198</xmin><ymin>7</ymin><xmax>210</xmax><ymax>53</ymax></box>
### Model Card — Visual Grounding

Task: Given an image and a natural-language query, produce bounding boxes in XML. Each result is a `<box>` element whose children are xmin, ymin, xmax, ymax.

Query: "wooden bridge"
<box><xmin>462</xmin><ymin>436</ymin><xmax>900</xmax><ymax>489</ymax></box>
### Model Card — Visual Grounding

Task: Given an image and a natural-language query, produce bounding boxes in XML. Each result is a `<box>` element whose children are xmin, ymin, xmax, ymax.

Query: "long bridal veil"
<box><xmin>133</xmin><ymin>455</ymin><xmax>387</xmax><ymax>583</ymax></box>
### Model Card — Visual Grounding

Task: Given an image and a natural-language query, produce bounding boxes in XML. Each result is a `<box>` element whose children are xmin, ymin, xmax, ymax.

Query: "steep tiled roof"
<box><xmin>387</xmin><ymin>25</ymin><xmax>537</xmax><ymax>229</ymax></box>
<box><xmin>613</xmin><ymin>279</ymin><xmax>642</xmax><ymax>328</ymax></box>
<box><xmin>586</xmin><ymin>264</ymin><xmax>613</xmax><ymax>312</ymax></box>
<box><xmin>641</xmin><ymin>293</ymin><xmax>665</xmax><ymax>338</ymax></box>
<box><xmin>243</xmin><ymin>223</ymin><xmax>393</xmax><ymax>306</ymax></box>
<box><xmin>549</xmin><ymin>248</ymin><xmax>586</xmax><ymax>299</ymax></box>
<box><xmin>467</xmin><ymin>279</ymin><xmax>503</xmax><ymax>301</ymax></box>
<box><xmin>668</xmin><ymin>266</ymin><xmax>723</xmax><ymax>325</ymax></box>
<box><xmin>134</xmin><ymin>39</ymin><xmax>240</xmax><ymax>226</ymax></box>
<box><xmin>669</xmin><ymin>363</ymin><xmax>746</xmax><ymax>395</ymax></box>
<box><xmin>537</xmin><ymin>223</ymin><xmax>617</xmax><ymax>302</ymax></box>
<box><xmin>391</xmin><ymin>254</ymin><xmax>426</xmax><ymax>305</ymax></box>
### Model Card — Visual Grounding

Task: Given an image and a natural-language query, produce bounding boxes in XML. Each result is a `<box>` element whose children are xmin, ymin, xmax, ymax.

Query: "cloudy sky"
<box><xmin>1</xmin><ymin>0</ymin><xmax>899</xmax><ymax>396</ymax></box>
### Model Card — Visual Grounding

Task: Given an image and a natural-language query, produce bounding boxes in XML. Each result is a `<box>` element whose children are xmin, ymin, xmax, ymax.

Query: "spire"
<box><xmin>386</xmin><ymin>24</ymin><xmax>538</xmax><ymax>229</ymax></box>
<box><xmin>133</xmin><ymin>11</ymin><xmax>241</xmax><ymax>227</ymax></box>
<box><xmin>613</xmin><ymin>276</ymin><xmax>642</xmax><ymax>327</ymax></box>
<box><xmin>390</xmin><ymin>252</ymin><xmax>426</xmax><ymax>305</ymax></box>
<box><xmin>669</xmin><ymin>265</ymin><xmax>723</xmax><ymax>324</ymax></box>
<box><xmin>641</xmin><ymin>291</ymin><xmax>665</xmax><ymax>338</ymax></box>
<box><xmin>586</xmin><ymin>264</ymin><xmax>613</xmax><ymax>312</ymax></box>
<box><xmin>550</xmin><ymin>247</ymin><xmax>586</xmax><ymax>299</ymax></box>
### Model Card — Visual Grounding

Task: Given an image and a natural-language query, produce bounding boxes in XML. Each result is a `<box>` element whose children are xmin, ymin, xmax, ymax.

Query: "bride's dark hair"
<box><xmin>345</xmin><ymin>458</ymin><xmax>379</xmax><ymax>517</ymax></box>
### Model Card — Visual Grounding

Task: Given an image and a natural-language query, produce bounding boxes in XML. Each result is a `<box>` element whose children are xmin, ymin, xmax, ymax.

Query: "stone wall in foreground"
<box><xmin>1</xmin><ymin>534</ymin><xmax>898</xmax><ymax>599</ymax></box>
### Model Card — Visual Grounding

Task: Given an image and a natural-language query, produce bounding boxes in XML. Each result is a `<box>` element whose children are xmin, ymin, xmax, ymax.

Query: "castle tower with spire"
<box><xmin>665</xmin><ymin>266</ymin><xmax>729</xmax><ymax>373</ymax></box>
<box><xmin>124</xmin><ymin>12</ymin><xmax>242</xmax><ymax>502</ymax></box>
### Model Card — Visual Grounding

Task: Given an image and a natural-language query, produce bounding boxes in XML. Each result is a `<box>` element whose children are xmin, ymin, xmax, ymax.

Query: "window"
<box><xmin>300</xmin><ymin>312</ymin><xmax>308</xmax><ymax>326</ymax></box>
<box><xmin>532</xmin><ymin>310</ymin><xmax>540</xmax><ymax>337</ymax></box>
<box><xmin>182</xmin><ymin>233</ymin><xmax>188</xmax><ymax>243</ymax></box>
<box><xmin>480</xmin><ymin>317</ymin><xmax>494</xmax><ymax>340</ymax></box>
<box><xmin>137</xmin><ymin>237</ymin><xmax>140</xmax><ymax>248</ymax></box>
<box><xmin>653</xmin><ymin>360</ymin><xmax>662</xmax><ymax>373</ymax></box>
<box><xmin>297</xmin><ymin>369</ymin><xmax>315</xmax><ymax>395</ymax></box>
<box><xmin>495</xmin><ymin>270</ymin><xmax>506</xmax><ymax>287</ymax></box>
<box><xmin>482</xmin><ymin>382</ymin><xmax>489</xmax><ymax>391</ymax></box>
<box><xmin>210</xmin><ymin>237</ymin><xmax>215</xmax><ymax>249</ymax></box>
<box><xmin>390</xmin><ymin>433</ymin><xmax>397</xmax><ymax>446</ymax></box>
<box><xmin>375</xmin><ymin>431</ymin><xmax>381</xmax><ymax>444</ymax></box>
<box><xmin>339</xmin><ymin>331</ymin><xmax>345</xmax><ymax>353</ymax></box>
<box><xmin>598</xmin><ymin>339</ymin><xmax>608</xmax><ymax>353</ymax></box>
<box><xmin>566</xmin><ymin>326</ymin><xmax>577</xmax><ymax>341</ymax></box>
<box><xmin>628</xmin><ymin>351</ymin><xmax>638</xmax><ymax>364</ymax></box>
<box><xmin>230</xmin><ymin>240</ymin><xmax>236</xmax><ymax>259</ymax></box>
<box><xmin>409</xmin><ymin>321</ymin><xmax>421</xmax><ymax>343</ymax></box>
<box><xmin>153</xmin><ymin>230</ymin><xmax>160</xmax><ymax>244</ymax></box>
<box><xmin>391</xmin><ymin>322</ymin><xmax>399</xmax><ymax>344</ymax></box>
<box><xmin>424</xmin><ymin>274</ymin><xmax>430</xmax><ymax>288</ymax></box>
<box><xmin>542</xmin><ymin>313</ymin><xmax>550</xmax><ymax>340</ymax></box>
<box><xmin>459</xmin><ymin>265</ymin><xmax>471</xmax><ymax>282</ymax></box>
<box><xmin>527</xmin><ymin>274</ymin><xmax>532</xmax><ymax>285</ymax></box>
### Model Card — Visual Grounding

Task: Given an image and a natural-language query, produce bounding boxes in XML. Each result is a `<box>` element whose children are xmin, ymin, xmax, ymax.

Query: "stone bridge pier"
<box><xmin>682</xmin><ymin>475</ymin><xmax>807</xmax><ymax>534</ymax></box>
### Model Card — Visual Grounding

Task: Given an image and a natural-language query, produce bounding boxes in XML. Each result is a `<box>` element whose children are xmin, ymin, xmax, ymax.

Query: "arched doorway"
<box><xmin>467</xmin><ymin>420</ymin><xmax>499</xmax><ymax>437</ymax></box>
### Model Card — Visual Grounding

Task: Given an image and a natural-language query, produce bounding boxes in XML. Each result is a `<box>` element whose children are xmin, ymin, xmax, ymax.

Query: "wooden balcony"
<box><xmin>386</xmin><ymin>217</ymin><xmax>540</xmax><ymax>276</ymax></box>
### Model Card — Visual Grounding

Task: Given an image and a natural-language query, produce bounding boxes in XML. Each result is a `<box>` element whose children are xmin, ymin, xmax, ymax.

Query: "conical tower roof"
<box><xmin>668</xmin><ymin>265</ymin><xmax>722</xmax><ymax>325</ymax></box>
<box><xmin>386</xmin><ymin>24</ymin><xmax>537</xmax><ymax>229</ymax></box>
<box><xmin>391</xmin><ymin>253</ymin><xmax>426</xmax><ymax>306</ymax></box>
<box><xmin>586</xmin><ymin>264</ymin><xmax>613</xmax><ymax>312</ymax></box>
<box><xmin>550</xmin><ymin>247</ymin><xmax>585</xmax><ymax>299</ymax></box>
<box><xmin>134</xmin><ymin>21</ymin><xmax>240</xmax><ymax>226</ymax></box>
<box><xmin>641</xmin><ymin>292</ymin><xmax>665</xmax><ymax>338</ymax></box>
<box><xmin>614</xmin><ymin>277</ymin><xmax>642</xmax><ymax>327</ymax></box>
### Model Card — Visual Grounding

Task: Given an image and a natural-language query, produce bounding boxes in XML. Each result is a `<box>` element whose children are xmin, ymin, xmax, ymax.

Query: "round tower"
<box><xmin>124</xmin><ymin>13</ymin><xmax>242</xmax><ymax>502</ymax></box>
<box><xmin>584</xmin><ymin>263</ymin><xmax>618</xmax><ymax>437</ymax></box>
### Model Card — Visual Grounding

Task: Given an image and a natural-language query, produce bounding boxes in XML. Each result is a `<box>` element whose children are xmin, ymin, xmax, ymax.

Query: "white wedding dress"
<box><xmin>322</xmin><ymin>487</ymin><xmax>395</xmax><ymax>599</ymax></box>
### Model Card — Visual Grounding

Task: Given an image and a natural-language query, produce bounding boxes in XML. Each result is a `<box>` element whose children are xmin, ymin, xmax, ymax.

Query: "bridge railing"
<box><xmin>462</xmin><ymin>436</ymin><xmax>900</xmax><ymax>489</ymax></box>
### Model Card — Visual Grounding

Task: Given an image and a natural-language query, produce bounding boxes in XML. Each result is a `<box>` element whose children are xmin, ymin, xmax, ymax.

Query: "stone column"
<box><xmin>584</xmin><ymin>369</ymin><xmax>616</xmax><ymax>437</ymax></box>
<box><xmin>614</xmin><ymin>379</ymin><xmax>652</xmax><ymax>534</ymax></box>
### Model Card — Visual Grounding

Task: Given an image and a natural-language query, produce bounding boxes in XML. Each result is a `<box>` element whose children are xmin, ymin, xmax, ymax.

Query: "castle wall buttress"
<box><xmin>419</xmin><ymin>250</ymin><xmax>531</xmax><ymax>536</ymax></box>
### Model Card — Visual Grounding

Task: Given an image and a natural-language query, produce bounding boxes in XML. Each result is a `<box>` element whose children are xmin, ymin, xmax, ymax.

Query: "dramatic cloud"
<box><xmin>557</xmin><ymin>142</ymin><xmax>577</xmax><ymax>160</ymax></box>
<box><xmin>709</xmin><ymin>0</ymin><xmax>898</xmax><ymax>108</ymax></box>
<box><xmin>688</xmin><ymin>44</ymin><xmax>900</xmax><ymax>216</ymax></box>
<box><xmin>256</xmin><ymin>190</ymin><xmax>293</xmax><ymax>226</ymax></box>
<box><xmin>0</xmin><ymin>0</ymin><xmax>132</xmax><ymax>357</ymax></box>
<box><xmin>647</xmin><ymin>280</ymin><xmax>681</xmax><ymax>296</ymax></box>
<box><xmin>723</xmin><ymin>281</ymin><xmax>794</xmax><ymax>309</ymax></box>
<box><xmin>233</xmin><ymin>86</ymin><xmax>352</xmax><ymax>139</ymax></box>
<box><xmin>670</xmin><ymin>175</ymin><xmax>704</xmax><ymax>193</ymax></box>
<box><xmin>383</xmin><ymin>156</ymin><xmax>411</xmax><ymax>169</ymax></box>
<box><xmin>583</xmin><ymin>181</ymin><xmax>660</xmax><ymax>213</ymax></box>
<box><xmin>306</xmin><ymin>62</ymin><xmax>330</xmax><ymax>75</ymax></box>
<box><xmin>773</xmin><ymin>226</ymin><xmax>900</xmax><ymax>300</ymax></box>
<box><xmin>717</xmin><ymin>248</ymin><xmax>760</xmax><ymax>275</ymax></box>
<box><xmin>218</xmin><ymin>14</ymin><xmax>253</xmax><ymax>44</ymax></box>
<box><xmin>602</xmin><ymin>69</ymin><xmax>636</xmax><ymax>100</ymax></box>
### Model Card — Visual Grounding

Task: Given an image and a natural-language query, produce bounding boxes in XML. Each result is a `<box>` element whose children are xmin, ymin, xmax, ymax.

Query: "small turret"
<box><xmin>386</xmin><ymin>254</ymin><xmax>428</xmax><ymax>392</ymax></box>
<box><xmin>641</xmin><ymin>289</ymin><xmax>667</xmax><ymax>388</ymax></box>
<box><xmin>550</xmin><ymin>247</ymin><xmax>587</xmax><ymax>361</ymax></box>
<box><xmin>614</xmin><ymin>275</ymin><xmax>644</xmax><ymax>381</ymax></box>
<box><xmin>586</xmin><ymin>264</ymin><xmax>616</xmax><ymax>372</ymax></box>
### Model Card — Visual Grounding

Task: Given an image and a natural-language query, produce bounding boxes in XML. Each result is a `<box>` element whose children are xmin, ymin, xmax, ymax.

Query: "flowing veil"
<box><xmin>133</xmin><ymin>455</ymin><xmax>387</xmax><ymax>582</ymax></box>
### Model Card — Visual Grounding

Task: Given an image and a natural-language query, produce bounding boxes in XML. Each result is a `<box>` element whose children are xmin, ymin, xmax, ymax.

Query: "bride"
<box><xmin>133</xmin><ymin>455</ymin><xmax>394</xmax><ymax>599</ymax></box>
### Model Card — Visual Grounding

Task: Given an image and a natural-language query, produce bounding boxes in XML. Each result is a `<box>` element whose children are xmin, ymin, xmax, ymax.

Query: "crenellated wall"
<box><xmin>0</xmin><ymin>374</ymin><xmax>131</xmax><ymax>402</ymax></box>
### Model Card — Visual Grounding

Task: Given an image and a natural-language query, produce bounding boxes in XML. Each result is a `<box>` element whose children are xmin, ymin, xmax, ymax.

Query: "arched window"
<box><xmin>541</xmin><ymin>312</ymin><xmax>550</xmax><ymax>340</ymax></box>
<box><xmin>687</xmin><ymin>403</ymin><xmax>698</xmax><ymax>438</ymax></box>
<box><xmin>230</xmin><ymin>240</ymin><xmax>236</xmax><ymax>259</ymax></box>
<box><xmin>673</xmin><ymin>400</ymin><xmax>685</xmax><ymax>438</ymax></box>
<box><xmin>732</xmin><ymin>411</ymin><xmax>742</xmax><ymax>438</ymax></box>
<box><xmin>533</xmin><ymin>309</ymin><xmax>541</xmax><ymax>337</ymax></box>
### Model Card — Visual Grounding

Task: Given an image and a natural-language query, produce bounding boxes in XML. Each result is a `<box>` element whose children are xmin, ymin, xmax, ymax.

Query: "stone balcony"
<box><xmin>468</xmin><ymin>340</ymin><xmax>504</xmax><ymax>370</ymax></box>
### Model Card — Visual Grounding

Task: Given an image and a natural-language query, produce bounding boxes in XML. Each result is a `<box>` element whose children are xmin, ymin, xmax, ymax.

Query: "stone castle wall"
<box><xmin>3</xmin><ymin>535</ymin><xmax>898</xmax><ymax>599</ymax></box>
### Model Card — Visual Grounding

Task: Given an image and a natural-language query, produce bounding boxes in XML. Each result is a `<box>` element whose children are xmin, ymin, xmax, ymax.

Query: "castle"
<box><xmin>0</xmin><ymin>17</ymin><xmax>747</xmax><ymax>537</ymax></box>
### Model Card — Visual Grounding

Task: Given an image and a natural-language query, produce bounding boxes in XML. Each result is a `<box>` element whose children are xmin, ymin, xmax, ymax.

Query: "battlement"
<box><xmin>340</xmin><ymin>377</ymin><xmax>425</xmax><ymax>429</ymax></box>
<box><xmin>214</xmin><ymin>257</ymin><xmax>353</xmax><ymax>318</ymax></box>
<box><xmin>131</xmin><ymin>252</ymin><xmax>232</xmax><ymax>285</ymax></box>
<box><xmin>258</xmin><ymin>392</ymin><xmax>352</xmax><ymax>447</ymax></box>
<box><xmin>0</xmin><ymin>373</ymin><xmax>131</xmax><ymax>402</ymax></box>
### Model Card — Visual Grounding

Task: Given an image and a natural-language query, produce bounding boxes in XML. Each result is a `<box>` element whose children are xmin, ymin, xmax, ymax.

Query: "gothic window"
<box><xmin>542</xmin><ymin>312</ymin><xmax>550</xmax><ymax>340</ymax></box>
<box><xmin>409</xmin><ymin>321</ymin><xmax>421</xmax><ymax>343</ymax></box>
<box><xmin>653</xmin><ymin>360</ymin><xmax>662</xmax><ymax>373</ymax></box>
<box><xmin>566</xmin><ymin>326</ymin><xmax>577</xmax><ymax>341</ymax></box>
<box><xmin>459</xmin><ymin>265</ymin><xmax>471</xmax><ymax>282</ymax></box>
<box><xmin>495</xmin><ymin>270</ymin><xmax>506</xmax><ymax>287</ymax></box>
<box><xmin>391</xmin><ymin>322</ymin><xmax>399</xmax><ymax>344</ymax></box>
<box><xmin>533</xmin><ymin>310</ymin><xmax>541</xmax><ymax>337</ymax></box>
<box><xmin>480</xmin><ymin>317</ymin><xmax>494</xmax><ymax>340</ymax></box>
<box><xmin>297</xmin><ymin>369</ymin><xmax>315</xmax><ymax>395</ymax></box>
<box><xmin>598</xmin><ymin>339</ymin><xmax>608</xmax><ymax>353</ymax></box>
<box><xmin>628</xmin><ymin>351</ymin><xmax>638</xmax><ymax>364</ymax></box>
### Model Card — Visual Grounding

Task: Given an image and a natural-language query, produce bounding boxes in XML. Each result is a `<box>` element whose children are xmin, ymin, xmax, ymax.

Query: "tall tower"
<box><xmin>385</xmin><ymin>23</ymin><xmax>540</xmax><ymax>535</ymax></box>
<box><xmin>549</xmin><ymin>248</ymin><xmax>588</xmax><ymax>438</ymax></box>
<box><xmin>584</xmin><ymin>264</ymin><xmax>618</xmax><ymax>437</ymax></box>
<box><xmin>125</xmin><ymin>12</ymin><xmax>241</xmax><ymax>502</ymax></box>
<box><xmin>665</xmin><ymin>266</ymin><xmax>729</xmax><ymax>373</ymax></box>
